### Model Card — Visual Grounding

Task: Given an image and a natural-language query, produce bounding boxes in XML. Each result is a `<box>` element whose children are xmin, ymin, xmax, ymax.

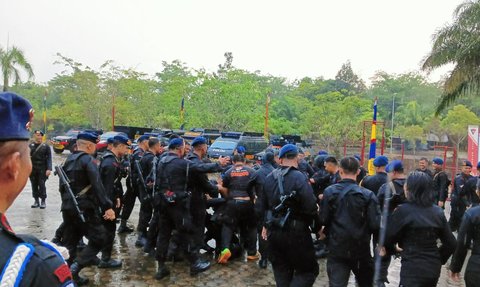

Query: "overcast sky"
<box><xmin>0</xmin><ymin>0</ymin><xmax>462</xmax><ymax>84</ymax></box>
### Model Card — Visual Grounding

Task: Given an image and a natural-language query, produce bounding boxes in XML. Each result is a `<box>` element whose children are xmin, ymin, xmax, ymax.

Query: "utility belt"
<box><xmin>230</xmin><ymin>198</ymin><xmax>252</xmax><ymax>204</ymax></box>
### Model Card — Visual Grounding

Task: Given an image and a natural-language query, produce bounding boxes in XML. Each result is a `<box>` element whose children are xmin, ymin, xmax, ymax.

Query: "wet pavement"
<box><xmin>4</xmin><ymin>151</ymin><xmax>467</xmax><ymax>286</ymax></box>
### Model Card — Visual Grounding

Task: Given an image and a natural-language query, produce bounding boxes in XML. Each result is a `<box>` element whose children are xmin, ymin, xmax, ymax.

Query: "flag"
<box><xmin>43</xmin><ymin>90</ymin><xmax>47</xmax><ymax>142</ymax></box>
<box><xmin>368</xmin><ymin>98</ymin><xmax>378</xmax><ymax>175</ymax></box>
<box><xmin>180</xmin><ymin>97</ymin><xmax>185</xmax><ymax>125</ymax></box>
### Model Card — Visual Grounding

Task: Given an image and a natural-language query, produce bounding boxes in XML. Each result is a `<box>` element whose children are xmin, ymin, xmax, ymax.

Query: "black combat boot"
<box><xmin>39</xmin><ymin>199</ymin><xmax>46</xmax><ymax>209</ymax></box>
<box><xmin>117</xmin><ymin>220</ymin><xmax>133</xmax><ymax>233</ymax></box>
<box><xmin>98</xmin><ymin>258</ymin><xmax>122</xmax><ymax>269</ymax></box>
<box><xmin>31</xmin><ymin>198</ymin><xmax>39</xmax><ymax>208</ymax></box>
<box><xmin>259</xmin><ymin>258</ymin><xmax>268</xmax><ymax>269</ymax></box>
<box><xmin>155</xmin><ymin>264</ymin><xmax>170</xmax><ymax>280</ymax></box>
<box><xmin>135</xmin><ymin>233</ymin><xmax>147</xmax><ymax>247</ymax></box>
<box><xmin>190</xmin><ymin>259</ymin><xmax>211</xmax><ymax>276</ymax></box>
<box><xmin>70</xmin><ymin>262</ymin><xmax>89</xmax><ymax>286</ymax></box>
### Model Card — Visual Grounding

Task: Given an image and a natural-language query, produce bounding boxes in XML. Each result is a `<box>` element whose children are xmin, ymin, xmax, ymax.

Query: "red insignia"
<box><xmin>1</xmin><ymin>214</ymin><xmax>14</xmax><ymax>233</ymax></box>
<box><xmin>25</xmin><ymin>109</ymin><xmax>34</xmax><ymax>130</ymax></box>
<box><xmin>54</xmin><ymin>264</ymin><xmax>72</xmax><ymax>283</ymax></box>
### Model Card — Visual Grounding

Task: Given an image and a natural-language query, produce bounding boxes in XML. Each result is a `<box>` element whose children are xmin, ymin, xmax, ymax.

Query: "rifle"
<box><xmin>134</xmin><ymin>160</ymin><xmax>150</xmax><ymax>203</ymax></box>
<box><xmin>55</xmin><ymin>165</ymin><xmax>86</xmax><ymax>223</ymax></box>
<box><xmin>373</xmin><ymin>179</ymin><xmax>394</xmax><ymax>286</ymax></box>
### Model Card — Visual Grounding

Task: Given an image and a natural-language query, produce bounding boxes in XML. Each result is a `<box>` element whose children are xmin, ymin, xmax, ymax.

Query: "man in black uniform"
<box><xmin>118</xmin><ymin>134</ymin><xmax>149</xmax><ymax>234</ymax></box>
<box><xmin>186</xmin><ymin>136</ymin><xmax>220</xmax><ymax>255</ymax></box>
<box><xmin>432</xmin><ymin>157</ymin><xmax>450</xmax><ymax>208</ymax></box>
<box><xmin>360</xmin><ymin>155</ymin><xmax>388</xmax><ymax>195</ymax></box>
<box><xmin>376</xmin><ymin>160</ymin><xmax>407</xmax><ymax>286</ymax></box>
<box><xmin>0</xmin><ymin>92</ymin><xmax>75</xmax><ymax>286</ymax></box>
<box><xmin>98</xmin><ymin>135</ymin><xmax>130</xmax><ymax>268</ymax></box>
<box><xmin>259</xmin><ymin>144</ymin><xmax>320</xmax><ymax>286</ymax></box>
<box><xmin>154</xmin><ymin>138</ymin><xmax>228</xmax><ymax>280</ymax></box>
<box><xmin>139</xmin><ymin>137</ymin><xmax>164</xmax><ymax>251</ymax></box>
<box><xmin>450</xmin><ymin>160</ymin><xmax>473</xmax><ymax>232</ymax></box>
<box><xmin>417</xmin><ymin>157</ymin><xmax>434</xmax><ymax>178</ymax></box>
<box><xmin>29</xmin><ymin>129</ymin><xmax>52</xmax><ymax>209</ymax></box>
<box><xmin>60</xmin><ymin>132</ymin><xmax>116</xmax><ymax>285</ymax></box>
<box><xmin>321</xmin><ymin>156</ymin><xmax>380</xmax><ymax>287</ymax></box>
<box><xmin>254</xmin><ymin>150</ymin><xmax>276</xmax><ymax>268</ymax></box>
<box><xmin>217</xmin><ymin>154</ymin><xmax>258</xmax><ymax>264</ymax></box>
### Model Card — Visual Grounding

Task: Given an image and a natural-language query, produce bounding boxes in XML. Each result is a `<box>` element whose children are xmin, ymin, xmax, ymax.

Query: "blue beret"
<box><xmin>386</xmin><ymin>160</ymin><xmax>403</xmax><ymax>173</ymax></box>
<box><xmin>168</xmin><ymin>138</ymin><xmax>184</xmax><ymax>149</ymax></box>
<box><xmin>236</xmin><ymin>146</ymin><xmax>246</xmax><ymax>154</ymax></box>
<box><xmin>318</xmin><ymin>150</ymin><xmax>328</xmax><ymax>156</ymax></box>
<box><xmin>279</xmin><ymin>144</ymin><xmax>298</xmax><ymax>158</ymax></box>
<box><xmin>77</xmin><ymin>132</ymin><xmax>98</xmax><ymax>144</ymax></box>
<box><xmin>107</xmin><ymin>137</ymin><xmax>115</xmax><ymax>144</ymax></box>
<box><xmin>353</xmin><ymin>154</ymin><xmax>361</xmax><ymax>161</ymax></box>
<box><xmin>0</xmin><ymin>92</ymin><xmax>33</xmax><ymax>141</ymax></box>
<box><xmin>463</xmin><ymin>160</ymin><xmax>473</xmax><ymax>167</ymax></box>
<box><xmin>138</xmin><ymin>135</ymin><xmax>149</xmax><ymax>142</ymax></box>
<box><xmin>113</xmin><ymin>135</ymin><xmax>130</xmax><ymax>145</ymax></box>
<box><xmin>191</xmin><ymin>136</ymin><xmax>207</xmax><ymax>146</ymax></box>
<box><xmin>432</xmin><ymin>157</ymin><xmax>444</xmax><ymax>165</ymax></box>
<box><xmin>373</xmin><ymin>155</ymin><xmax>388</xmax><ymax>167</ymax></box>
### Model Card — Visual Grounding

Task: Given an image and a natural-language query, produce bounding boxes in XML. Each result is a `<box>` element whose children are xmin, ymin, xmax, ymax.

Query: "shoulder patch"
<box><xmin>54</xmin><ymin>264</ymin><xmax>72</xmax><ymax>284</ymax></box>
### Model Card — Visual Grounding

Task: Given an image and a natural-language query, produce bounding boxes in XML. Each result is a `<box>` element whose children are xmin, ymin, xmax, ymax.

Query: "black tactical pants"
<box><xmin>155</xmin><ymin>200</ymin><xmax>198</xmax><ymax>265</ymax></box>
<box><xmin>268</xmin><ymin>225</ymin><xmax>319</xmax><ymax>287</ymax></box>
<box><xmin>62</xmin><ymin>209</ymin><xmax>107</xmax><ymax>266</ymax></box>
<box><xmin>30</xmin><ymin>168</ymin><xmax>47</xmax><ymax>200</ymax></box>
<box><xmin>101</xmin><ymin>218</ymin><xmax>117</xmax><ymax>261</ymax></box>
<box><xmin>137</xmin><ymin>201</ymin><xmax>153</xmax><ymax>235</ymax></box>
<box><xmin>146</xmin><ymin>207</ymin><xmax>160</xmax><ymax>248</ymax></box>
<box><xmin>465</xmin><ymin>255</ymin><xmax>480</xmax><ymax>287</ymax></box>
<box><xmin>327</xmin><ymin>256</ymin><xmax>374</xmax><ymax>287</ymax></box>
<box><xmin>399</xmin><ymin>276</ymin><xmax>438</xmax><ymax>287</ymax></box>
<box><xmin>221</xmin><ymin>200</ymin><xmax>257</xmax><ymax>255</ymax></box>
<box><xmin>191</xmin><ymin>194</ymin><xmax>207</xmax><ymax>252</ymax></box>
<box><xmin>449</xmin><ymin>195</ymin><xmax>467</xmax><ymax>232</ymax></box>
<box><xmin>121</xmin><ymin>176</ymin><xmax>137</xmax><ymax>221</ymax></box>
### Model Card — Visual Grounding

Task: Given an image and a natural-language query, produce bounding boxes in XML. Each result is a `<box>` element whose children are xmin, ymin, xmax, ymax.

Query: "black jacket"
<box><xmin>361</xmin><ymin>172</ymin><xmax>387</xmax><ymax>195</ymax></box>
<box><xmin>260</xmin><ymin>166</ymin><xmax>318</xmax><ymax>229</ymax></box>
<box><xmin>450</xmin><ymin>206</ymin><xmax>480</xmax><ymax>272</ymax></box>
<box><xmin>321</xmin><ymin>179</ymin><xmax>380</xmax><ymax>258</ymax></box>
<box><xmin>377</xmin><ymin>178</ymin><xmax>407</xmax><ymax>213</ymax></box>
<box><xmin>61</xmin><ymin>151</ymin><xmax>113</xmax><ymax>212</ymax></box>
<box><xmin>386</xmin><ymin>202</ymin><xmax>456</xmax><ymax>280</ymax></box>
<box><xmin>99</xmin><ymin>151</ymin><xmax>124</xmax><ymax>202</ymax></box>
<box><xmin>0</xmin><ymin>213</ymin><xmax>73</xmax><ymax>286</ymax></box>
<box><xmin>29</xmin><ymin>142</ymin><xmax>52</xmax><ymax>171</ymax></box>
<box><xmin>433</xmin><ymin>170</ymin><xmax>449</xmax><ymax>203</ymax></box>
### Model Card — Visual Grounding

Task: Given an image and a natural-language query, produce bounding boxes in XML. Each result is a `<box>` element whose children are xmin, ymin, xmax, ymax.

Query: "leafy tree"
<box><xmin>441</xmin><ymin>104</ymin><xmax>480</xmax><ymax>151</ymax></box>
<box><xmin>335</xmin><ymin>60</ymin><xmax>366</xmax><ymax>93</ymax></box>
<box><xmin>422</xmin><ymin>0</ymin><xmax>480</xmax><ymax>114</ymax></box>
<box><xmin>0</xmin><ymin>45</ymin><xmax>34</xmax><ymax>91</ymax></box>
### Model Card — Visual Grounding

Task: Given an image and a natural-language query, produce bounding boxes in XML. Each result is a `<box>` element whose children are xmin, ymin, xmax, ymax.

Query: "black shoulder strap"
<box><xmin>335</xmin><ymin>183</ymin><xmax>361</xmax><ymax>206</ymax></box>
<box><xmin>274</xmin><ymin>167</ymin><xmax>291</xmax><ymax>196</ymax></box>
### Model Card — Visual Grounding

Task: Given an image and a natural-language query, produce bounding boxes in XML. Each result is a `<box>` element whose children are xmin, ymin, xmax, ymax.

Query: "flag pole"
<box><xmin>43</xmin><ymin>89</ymin><xmax>47</xmax><ymax>142</ymax></box>
<box><xmin>180</xmin><ymin>96</ymin><xmax>185</xmax><ymax>128</ymax></box>
<box><xmin>368</xmin><ymin>97</ymin><xmax>378</xmax><ymax>175</ymax></box>
<box><xmin>264</xmin><ymin>93</ymin><xmax>271</xmax><ymax>140</ymax></box>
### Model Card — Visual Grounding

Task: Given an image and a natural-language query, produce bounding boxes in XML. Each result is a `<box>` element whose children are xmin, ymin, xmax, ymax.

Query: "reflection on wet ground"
<box><xmin>5</xmin><ymin>151</ymin><xmax>465</xmax><ymax>286</ymax></box>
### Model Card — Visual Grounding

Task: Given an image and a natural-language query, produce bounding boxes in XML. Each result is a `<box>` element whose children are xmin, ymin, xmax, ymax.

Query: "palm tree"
<box><xmin>0</xmin><ymin>45</ymin><xmax>34</xmax><ymax>91</ymax></box>
<box><xmin>422</xmin><ymin>0</ymin><xmax>480</xmax><ymax>115</ymax></box>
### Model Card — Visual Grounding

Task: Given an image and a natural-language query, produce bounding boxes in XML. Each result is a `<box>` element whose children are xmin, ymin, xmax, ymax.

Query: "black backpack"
<box><xmin>333</xmin><ymin>184</ymin><xmax>369</xmax><ymax>240</ymax></box>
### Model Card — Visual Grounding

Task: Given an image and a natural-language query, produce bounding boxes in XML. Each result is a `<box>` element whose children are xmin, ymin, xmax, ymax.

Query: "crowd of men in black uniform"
<box><xmin>4</xmin><ymin>92</ymin><xmax>480</xmax><ymax>287</ymax></box>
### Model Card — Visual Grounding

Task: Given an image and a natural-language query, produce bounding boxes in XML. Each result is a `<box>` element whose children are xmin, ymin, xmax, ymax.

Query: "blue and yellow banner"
<box><xmin>368</xmin><ymin>98</ymin><xmax>378</xmax><ymax>175</ymax></box>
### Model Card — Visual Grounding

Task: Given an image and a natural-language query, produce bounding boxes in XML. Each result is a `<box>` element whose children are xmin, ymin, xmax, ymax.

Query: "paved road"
<box><xmin>4</xmin><ymin>151</ymin><xmax>466</xmax><ymax>286</ymax></box>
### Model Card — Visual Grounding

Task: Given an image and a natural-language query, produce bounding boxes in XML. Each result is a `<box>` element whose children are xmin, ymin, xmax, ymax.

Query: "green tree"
<box><xmin>441</xmin><ymin>104</ymin><xmax>480</xmax><ymax>151</ymax></box>
<box><xmin>422</xmin><ymin>0</ymin><xmax>480</xmax><ymax>114</ymax></box>
<box><xmin>335</xmin><ymin>60</ymin><xmax>366</xmax><ymax>93</ymax></box>
<box><xmin>0</xmin><ymin>46</ymin><xmax>34</xmax><ymax>91</ymax></box>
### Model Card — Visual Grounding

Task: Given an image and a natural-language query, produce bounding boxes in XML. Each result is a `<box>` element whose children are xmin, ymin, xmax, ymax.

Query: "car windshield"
<box><xmin>100</xmin><ymin>132</ymin><xmax>119</xmax><ymax>141</ymax></box>
<box><xmin>66</xmin><ymin>130</ymin><xmax>80</xmax><ymax>137</ymax></box>
<box><xmin>210</xmin><ymin>140</ymin><xmax>237</xmax><ymax>150</ymax></box>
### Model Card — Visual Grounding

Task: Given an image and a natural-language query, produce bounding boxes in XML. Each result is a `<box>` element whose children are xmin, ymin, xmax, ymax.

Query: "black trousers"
<box><xmin>137</xmin><ymin>201</ymin><xmax>153</xmax><ymax>235</ymax></box>
<box><xmin>449</xmin><ymin>196</ymin><xmax>467</xmax><ymax>232</ymax></box>
<box><xmin>146</xmin><ymin>207</ymin><xmax>160</xmax><ymax>248</ymax></box>
<box><xmin>30</xmin><ymin>168</ymin><xmax>47</xmax><ymax>199</ymax></box>
<box><xmin>268</xmin><ymin>227</ymin><xmax>319</xmax><ymax>287</ymax></box>
<box><xmin>121</xmin><ymin>177</ymin><xmax>138</xmax><ymax>221</ymax></box>
<box><xmin>155</xmin><ymin>200</ymin><xmax>198</xmax><ymax>265</ymax></box>
<box><xmin>101</xmin><ymin>218</ymin><xmax>117</xmax><ymax>260</ymax></box>
<box><xmin>62</xmin><ymin>209</ymin><xmax>108</xmax><ymax>266</ymax></box>
<box><xmin>191</xmin><ymin>195</ymin><xmax>207</xmax><ymax>251</ymax></box>
<box><xmin>465</xmin><ymin>255</ymin><xmax>480</xmax><ymax>287</ymax></box>
<box><xmin>326</xmin><ymin>256</ymin><xmax>374</xmax><ymax>287</ymax></box>
<box><xmin>221</xmin><ymin>200</ymin><xmax>257</xmax><ymax>255</ymax></box>
<box><xmin>399</xmin><ymin>276</ymin><xmax>438</xmax><ymax>287</ymax></box>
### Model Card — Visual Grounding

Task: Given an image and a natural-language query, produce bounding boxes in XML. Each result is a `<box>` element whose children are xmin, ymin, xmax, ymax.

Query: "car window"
<box><xmin>210</xmin><ymin>140</ymin><xmax>237</xmax><ymax>150</ymax></box>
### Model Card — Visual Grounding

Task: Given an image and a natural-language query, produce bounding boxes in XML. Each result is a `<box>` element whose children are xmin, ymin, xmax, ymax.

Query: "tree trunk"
<box><xmin>3</xmin><ymin>75</ymin><xmax>8</xmax><ymax>92</ymax></box>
